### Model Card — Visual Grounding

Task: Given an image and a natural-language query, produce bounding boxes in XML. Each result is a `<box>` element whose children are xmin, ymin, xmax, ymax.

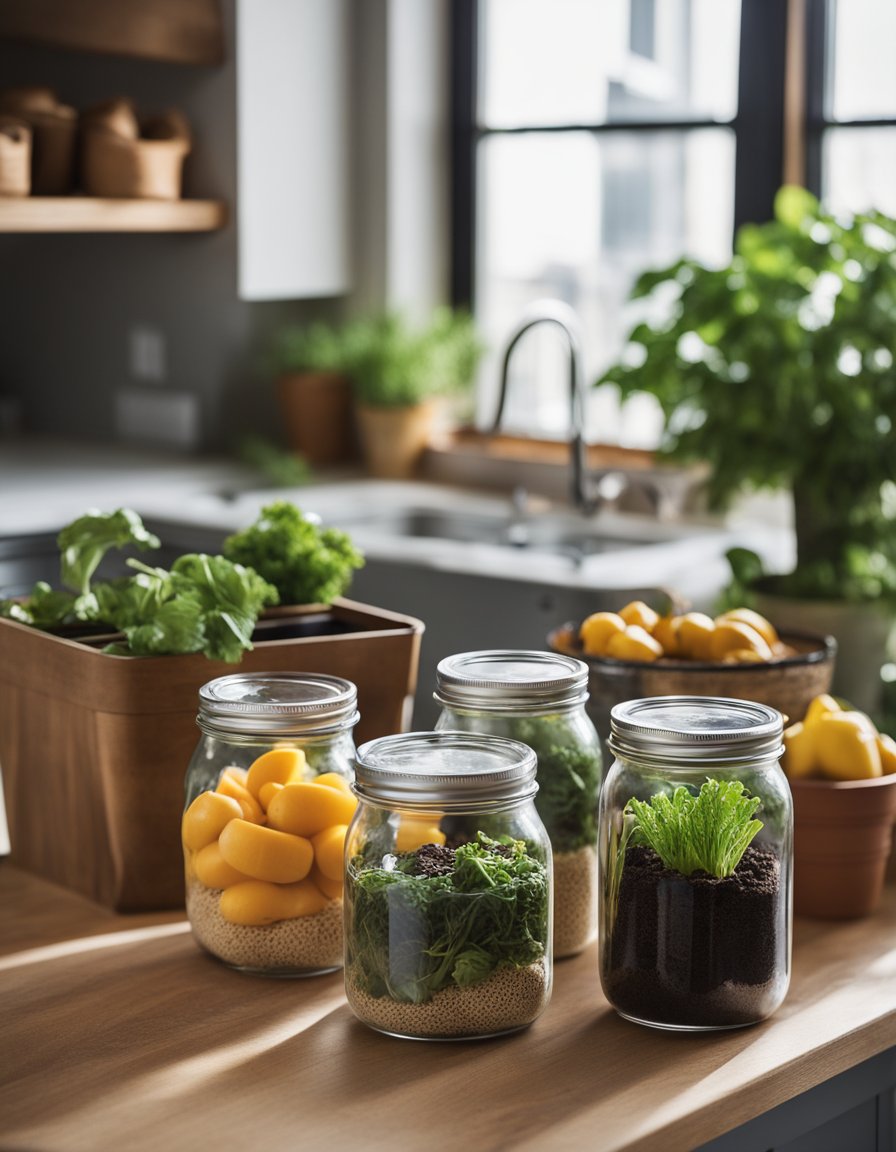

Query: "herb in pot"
<box><xmin>222</xmin><ymin>500</ymin><xmax>364</xmax><ymax>606</ymax></box>
<box><xmin>346</xmin><ymin>832</ymin><xmax>549</xmax><ymax>1005</ymax></box>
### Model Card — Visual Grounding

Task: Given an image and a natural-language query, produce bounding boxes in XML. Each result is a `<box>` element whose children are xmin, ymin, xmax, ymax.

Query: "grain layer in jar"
<box><xmin>182</xmin><ymin>672</ymin><xmax>358</xmax><ymax>976</ymax></box>
<box><xmin>434</xmin><ymin>650</ymin><xmax>601</xmax><ymax>957</ymax></box>
<box><xmin>344</xmin><ymin>731</ymin><xmax>553</xmax><ymax>1040</ymax></box>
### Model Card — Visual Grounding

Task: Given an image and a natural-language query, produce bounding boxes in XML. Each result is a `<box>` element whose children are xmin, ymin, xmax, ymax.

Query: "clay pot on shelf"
<box><xmin>790</xmin><ymin>774</ymin><xmax>896</xmax><ymax>919</ymax></box>
<box><xmin>82</xmin><ymin>99</ymin><xmax>191</xmax><ymax>200</ymax></box>
<box><xmin>0</xmin><ymin>86</ymin><xmax>77</xmax><ymax>194</ymax></box>
<box><xmin>277</xmin><ymin>371</ymin><xmax>358</xmax><ymax>467</ymax></box>
<box><xmin>355</xmin><ymin>400</ymin><xmax>437</xmax><ymax>480</ymax></box>
<box><xmin>0</xmin><ymin>116</ymin><xmax>31</xmax><ymax>196</ymax></box>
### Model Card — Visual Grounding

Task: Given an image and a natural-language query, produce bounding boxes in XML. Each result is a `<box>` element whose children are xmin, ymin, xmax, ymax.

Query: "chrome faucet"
<box><xmin>491</xmin><ymin>299</ymin><xmax>625</xmax><ymax>514</ymax></box>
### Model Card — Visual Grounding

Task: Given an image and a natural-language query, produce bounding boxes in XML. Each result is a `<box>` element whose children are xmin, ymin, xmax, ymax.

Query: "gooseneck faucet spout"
<box><xmin>491</xmin><ymin>299</ymin><xmax>588</xmax><ymax>510</ymax></box>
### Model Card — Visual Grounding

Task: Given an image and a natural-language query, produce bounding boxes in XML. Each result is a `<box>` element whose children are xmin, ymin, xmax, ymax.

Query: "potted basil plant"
<box><xmin>598</xmin><ymin>186</ymin><xmax>896</xmax><ymax>714</ymax></box>
<box><xmin>346</xmin><ymin>308</ymin><xmax>485</xmax><ymax>479</ymax></box>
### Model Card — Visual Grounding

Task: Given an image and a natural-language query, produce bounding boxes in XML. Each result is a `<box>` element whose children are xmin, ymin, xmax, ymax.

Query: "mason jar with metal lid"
<box><xmin>182</xmin><ymin>672</ymin><xmax>359</xmax><ymax>976</ymax></box>
<box><xmin>433</xmin><ymin>650</ymin><xmax>602</xmax><ymax>957</ymax></box>
<box><xmin>344</xmin><ymin>730</ymin><xmax>553</xmax><ymax>1040</ymax></box>
<box><xmin>600</xmin><ymin>695</ymin><xmax>792</xmax><ymax>1031</ymax></box>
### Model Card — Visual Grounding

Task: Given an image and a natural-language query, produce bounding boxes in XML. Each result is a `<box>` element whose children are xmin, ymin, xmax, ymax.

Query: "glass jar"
<box><xmin>344</xmin><ymin>731</ymin><xmax>553</xmax><ymax>1040</ymax></box>
<box><xmin>182</xmin><ymin>672</ymin><xmax>359</xmax><ymax>977</ymax></box>
<box><xmin>600</xmin><ymin>696</ymin><xmax>792</xmax><ymax>1031</ymax></box>
<box><xmin>433</xmin><ymin>650</ymin><xmax>602</xmax><ymax>957</ymax></box>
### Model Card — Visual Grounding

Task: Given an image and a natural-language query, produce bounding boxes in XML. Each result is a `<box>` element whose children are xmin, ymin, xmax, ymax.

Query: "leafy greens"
<box><xmin>222</xmin><ymin>500</ymin><xmax>364</xmax><ymax>606</ymax></box>
<box><xmin>625</xmin><ymin>779</ymin><xmax>763</xmax><ymax>879</ymax></box>
<box><xmin>346</xmin><ymin>833</ymin><xmax>549</xmax><ymax>1004</ymax></box>
<box><xmin>1</xmin><ymin>508</ymin><xmax>278</xmax><ymax>662</ymax></box>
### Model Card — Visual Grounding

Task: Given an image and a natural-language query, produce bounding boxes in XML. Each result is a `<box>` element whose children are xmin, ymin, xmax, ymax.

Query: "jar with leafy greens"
<box><xmin>433</xmin><ymin>650</ymin><xmax>601</xmax><ymax>957</ymax></box>
<box><xmin>182</xmin><ymin>673</ymin><xmax>359</xmax><ymax>976</ymax></box>
<box><xmin>344</xmin><ymin>731</ymin><xmax>552</xmax><ymax>1040</ymax></box>
<box><xmin>600</xmin><ymin>696</ymin><xmax>792</xmax><ymax>1031</ymax></box>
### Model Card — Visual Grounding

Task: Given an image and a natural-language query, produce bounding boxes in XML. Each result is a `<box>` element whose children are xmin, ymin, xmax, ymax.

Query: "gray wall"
<box><xmin>0</xmin><ymin>0</ymin><xmax>346</xmax><ymax>452</ymax></box>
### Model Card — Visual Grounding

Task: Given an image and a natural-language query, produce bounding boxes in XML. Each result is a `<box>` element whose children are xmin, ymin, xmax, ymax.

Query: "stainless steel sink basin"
<box><xmin>326</xmin><ymin>506</ymin><xmax>665</xmax><ymax>561</ymax></box>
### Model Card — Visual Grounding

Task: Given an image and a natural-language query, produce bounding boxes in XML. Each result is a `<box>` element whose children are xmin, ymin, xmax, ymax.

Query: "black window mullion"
<box><xmin>733</xmin><ymin>0</ymin><xmax>789</xmax><ymax>230</ymax></box>
<box><xmin>804</xmin><ymin>0</ymin><xmax>828</xmax><ymax>197</ymax></box>
<box><xmin>450</xmin><ymin>0</ymin><xmax>478</xmax><ymax>310</ymax></box>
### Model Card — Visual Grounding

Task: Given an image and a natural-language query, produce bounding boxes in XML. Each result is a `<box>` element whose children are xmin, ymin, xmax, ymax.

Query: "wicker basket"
<box><xmin>0</xmin><ymin>86</ymin><xmax>77</xmax><ymax>194</ymax></box>
<box><xmin>0</xmin><ymin>116</ymin><xmax>31</xmax><ymax>196</ymax></box>
<box><xmin>82</xmin><ymin>99</ymin><xmax>191</xmax><ymax>200</ymax></box>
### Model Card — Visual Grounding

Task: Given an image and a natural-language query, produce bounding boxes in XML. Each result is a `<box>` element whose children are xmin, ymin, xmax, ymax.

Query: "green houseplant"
<box><xmin>347</xmin><ymin>308</ymin><xmax>484</xmax><ymax>479</ymax></box>
<box><xmin>599</xmin><ymin>186</ymin><xmax>896</xmax><ymax>713</ymax></box>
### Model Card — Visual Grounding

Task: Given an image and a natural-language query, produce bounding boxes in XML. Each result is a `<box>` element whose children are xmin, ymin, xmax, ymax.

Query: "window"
<box><xmin>451</xmin><ymin>0</ymin><xmax>895</xmax><ymax>446</ymax></box>
<box><xmin>807</xmin><ymin>0</ymin><xmax>896</xmax><ymax>216</ymax></box>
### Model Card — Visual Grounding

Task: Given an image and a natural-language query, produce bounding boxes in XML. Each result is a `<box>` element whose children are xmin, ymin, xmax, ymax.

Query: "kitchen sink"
<box><xmin>323</xmin><ymin>505</ymin><xmax>670</xmax><ymax>562</ymax></box>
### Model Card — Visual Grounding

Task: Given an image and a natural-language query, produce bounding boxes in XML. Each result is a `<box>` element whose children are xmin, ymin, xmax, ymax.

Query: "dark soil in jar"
<box><xmin>602</xmin><ymin>844</ymin><xmax>786</xmax><ymax>1028</ymax></box>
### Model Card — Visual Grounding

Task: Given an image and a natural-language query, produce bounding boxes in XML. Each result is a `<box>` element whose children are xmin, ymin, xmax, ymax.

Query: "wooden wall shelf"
<box><xmin>0</xmin><ymin>197</ymin><xmax>227</xmax><ymax>233</ymax></box>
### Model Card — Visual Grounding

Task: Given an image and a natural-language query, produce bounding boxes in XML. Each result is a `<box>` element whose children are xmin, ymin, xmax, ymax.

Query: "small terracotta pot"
<box><xmin>276</xmin><ymin>371</ymin><xmax>358</xmax><ymax>467</ymax></box>
<box><xmin>355</xmin><ymin>400</ymin><xmax>436</xmax><ymax>479</ymax></box>
<box><xmin>0</xmin><ymin>87</ymin><xmax>77</xmax><ymax>194</ymax></box>
<box><xmin>790</xmin><ymin>774</ymin><xmax>896</xmax><ymax>919</ymax></box>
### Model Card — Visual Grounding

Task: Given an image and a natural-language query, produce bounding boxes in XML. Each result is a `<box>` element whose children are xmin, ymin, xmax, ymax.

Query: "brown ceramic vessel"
<box><xmin>790</xmin><ymin>774</ymin><xmax>896</xmax><ymax>919</ymax></box>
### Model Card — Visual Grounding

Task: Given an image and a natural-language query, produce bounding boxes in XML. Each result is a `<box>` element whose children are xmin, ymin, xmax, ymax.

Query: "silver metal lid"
<box><xmin>434</xmin><ymin>649</ymin><xmax>589</xmax><ymax>713</ymax></box>
<box><xmin>353</xmin><ymin>731</ymin><xmax>538</xmax><ymax>809</ymax></box>
<box><xmin>608</xmin><ymin>696</ymin><xmax>784</xmax><ymax>765</ymax></box>
<box><xmin>197</xmin><ymin>672</ymin><xmax>359</xmax><ymax>736</ymax></box>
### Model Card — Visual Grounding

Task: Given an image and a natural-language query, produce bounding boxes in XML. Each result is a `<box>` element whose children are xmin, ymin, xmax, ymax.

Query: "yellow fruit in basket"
<box><xmin>619</xmin><ymin>600</ymin><xmax>660</xmax><ymax>633</ymax></box>
<box><xmin>245</xmin><ymin>747</ymin><xmax>307</xmax><ymax>799</ymax></box>
<box><xmin>814</xmin><ymin>712</ymin><xmax>883</xmax><ymax>781</ymax></box>
<box><xmin>804</xmin><ymin>693</ymin><xmax>842</xmax><ymax>727</ymax></box>
<box><xmin>715</xmin><ymin>608</ymin><xmax>779</xmax><ymax>648</ymax></box>
<box><xmin>709</xmin><ymin>620</ymin><xmax>773</xmax><ymax>663</ymax></box>
<box><xmin>182</xmin><ymin>791</ymin><xmax>243</xmax><ymax>852</ymax></box>
<box><xmin>877</xmin><ymin>733</ymin><xmax>896</xmax><ymax>775</ymax></box>
<box><xmin>676</xmin><ymin>612</ymin><xmax>716</xmax><ymax>661</ymax></box>
<box><xmin>722</xmin><ymin>648</ymin><xmax>769</xmax><ymax>664</ymax></box>
<box><xmin>605</xmin><ymin>625</ymin><xmax>664</xmax><ymax>662</ymax></box>
<box><xmin>652</xmin><ymin>615</ymin><xmax>682</xmax><ymax>657</ymax></box>
<box><xmin>782</xmin><ymin>721</ymin><xmax>816</xmax><ymax>779</ymax></box>
<box><xmin>579</xmin><ymin>611</ymin><xmax>627</xmax><ymax>656</ymax></box>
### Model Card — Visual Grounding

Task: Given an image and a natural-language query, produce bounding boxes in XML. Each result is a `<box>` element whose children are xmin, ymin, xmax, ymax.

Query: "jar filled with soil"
<box><xmin>600</xmin><ymin>696</ymin><xmax>791</xmax><ymax>1031</ymax></box>
<box><xmin>182</xmin><ymin>672</ymin><xmax>359</xmax><ymax>976</ymax></box>
<box><xmin>433</xmin><ymin>650</ymin><xmax>601</xmax><ymax>958</ymax></box>
<box><xmin>344</xmin><ymin>730</ymin><xmax>553</xmax><ymax>1040</ymax></box>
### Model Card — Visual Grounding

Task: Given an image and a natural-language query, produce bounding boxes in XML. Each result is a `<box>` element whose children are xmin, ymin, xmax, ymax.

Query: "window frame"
<box><xmin>449</xmin><ymin>0</ymin><xmax>790</xmax><ymax>310</ymax></box>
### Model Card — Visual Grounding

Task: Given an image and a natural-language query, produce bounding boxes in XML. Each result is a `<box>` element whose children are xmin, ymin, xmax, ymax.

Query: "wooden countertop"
<box><xmin>2</xmin><ymin>864</ymin><xmax>895</xmax><ymax>1152</ymax></box>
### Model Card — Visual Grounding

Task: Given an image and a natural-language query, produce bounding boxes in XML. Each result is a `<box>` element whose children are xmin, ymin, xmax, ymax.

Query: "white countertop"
<box><xmin>0</xmin><ymin>438</ymin><xmax>795</xmax><ymax>603</ymax></box>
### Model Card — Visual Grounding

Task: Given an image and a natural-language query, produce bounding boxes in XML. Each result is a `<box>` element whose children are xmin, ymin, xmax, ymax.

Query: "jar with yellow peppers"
<box><xmin>182</xmin><ymin>672</ymin><xmax>359</xmax><ymax>976</ymax></box>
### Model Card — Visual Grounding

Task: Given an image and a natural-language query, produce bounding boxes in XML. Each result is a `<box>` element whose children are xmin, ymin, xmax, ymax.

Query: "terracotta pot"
<box><xmin>276</xmin><ymin>371</ymin><xmax>358</xmax><ymax>466</ymax></box>
<box><xmin>790</xmin><ymin>774</ymin><xmax>896</xmax><ymax>919</ymax></box>
<box><xmin>355</xmin><ymin>400</ymin><xmax>436</xmax><ymax>479</ymax></box>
